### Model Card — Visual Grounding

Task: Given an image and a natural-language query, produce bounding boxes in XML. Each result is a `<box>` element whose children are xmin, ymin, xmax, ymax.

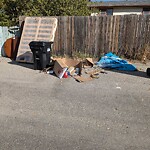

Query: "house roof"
<box><xmin>88</xmin><ymin>1</ymin><xmax>150</xmax><ymax>8</ymax></box>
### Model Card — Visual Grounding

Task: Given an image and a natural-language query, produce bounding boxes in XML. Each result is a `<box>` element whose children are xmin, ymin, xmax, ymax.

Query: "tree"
<box><xmin>0</xmin><ymin>0</ymin><xmax>9</xmax><ymax>26</ymax></box>
<box><xmin>1</xmin><ymin>0</ymin><xmax>91</xmax><ymax>26</ymax></box>
<box><xmin>24</xmin><ymin>0</ymin><xmax>91</xmax><ymax>16</ymax></box>
<box><xmin>32</xmin><ymin>0</ymin><xmax>91</xmax><ymax>16</ymax></box>
<box><xmin>2</xmin><ymin>0</ymin><xmax>34</xmax><ymax>26</ymax></box>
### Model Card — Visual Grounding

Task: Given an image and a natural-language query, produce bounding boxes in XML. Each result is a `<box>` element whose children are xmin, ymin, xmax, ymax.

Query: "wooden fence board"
<box><xmin>98</xmin><ymin>16</ymin><xmax>103</xmax><ymax>56</ymax></box>
<box><xmin>114</xmin><ymin>16</ymin><xmax>120</xmax><ymax>54</ymax></box>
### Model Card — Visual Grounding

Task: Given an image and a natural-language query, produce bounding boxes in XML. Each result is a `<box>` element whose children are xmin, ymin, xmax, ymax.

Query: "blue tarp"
<box><xmin>96</xmin><ymin>52</ymin><xmax>137</xmax><ymax>71</ymax></box>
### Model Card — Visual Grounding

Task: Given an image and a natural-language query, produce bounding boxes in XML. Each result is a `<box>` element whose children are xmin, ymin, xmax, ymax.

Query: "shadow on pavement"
<box><xmin>8</xmin><ymin>60</ymin><xmax>150</xmax><ymax>79</ymax></box>
<box><xmin>8</xmin><ymin>60</ymin><xmax>34</xmax><ymax>70</ymax></box>
<box><xmin>8</xmin><ymin>60</ymin><xmax>58</xmax><ymax>78</ymax></box>
<box><xmin>105</xmin><ymin>68</ymin><xmax>150</xmax><ymax>79</ymax></box>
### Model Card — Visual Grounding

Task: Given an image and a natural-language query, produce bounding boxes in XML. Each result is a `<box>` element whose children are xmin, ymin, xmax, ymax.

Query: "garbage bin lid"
<box><xmin>29</xmin><ymin>41</ymin><xmax>53</xmax><ymax>47</ymax></box>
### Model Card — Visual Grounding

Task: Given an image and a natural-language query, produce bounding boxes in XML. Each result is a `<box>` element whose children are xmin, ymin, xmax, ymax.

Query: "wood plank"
<box><xmin>72</xmin><ymin>16</ymin><xmax>75</xmax><ymax>55</ymax></box>
<box><xmin>98</xmin><ymin>16</ymin><xmax>103</xmax><ymax>57</ymax></box>
<box><xmin>109</xmin><ymin>16</ymin><xmax>113</xmax><ymax>52</ymax></box>
<box><xmin>94</xmin><ymin>16</ymin><xmax>100</xmax><ymax>57</ymax></box>
<box><xmin>102</xmin><ymin>16</ymin><xmax>106</xmax><ymax>54</ymax></box>
<box><xmin>118</xmin><ymin>15</ymin><xmax>124</xmax><ymax>55</ymax></box>
<box><xmin>145</xmin><ymin>15</ymin><xmax>150</xmax><ymax>44</ymax></box>
<box><xmin>111</xmin><ymin>15</ymin><xmax>116</xmax><ymax>53</ymax></box>
<box><xmin>114</xmin><ymin>16</ymin><xmax>120</xmax><ymax>54</ymax></box>
<box><xmin>136</xmin><ymin>15</ymin><xmax>143</xmax><ymax>55</ymax></box>
<box><xmin>91</xmin><ymin>16</ymin><xmax>96</xmax><ymax>56</ymax></box>
<box><xmin>105</xmin><ymin>15</ymin><xmax>109</xmax><ymax>53</ymax></box>
<box><xmin>16</xmin><ymin>17</ymin><xmax>58</xmax><ymax>63</ymax></box>
<box><xmin>63</xmin><ymin>16</ymin><xmax>67</xmax><ymax>55</ymax></box>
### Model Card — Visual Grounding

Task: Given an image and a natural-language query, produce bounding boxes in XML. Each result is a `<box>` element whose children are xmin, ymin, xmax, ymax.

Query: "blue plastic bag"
<box><xmin>96</xmin><ymin>52</ymin><xmax>137</xmax><ymax>71</ymax></box>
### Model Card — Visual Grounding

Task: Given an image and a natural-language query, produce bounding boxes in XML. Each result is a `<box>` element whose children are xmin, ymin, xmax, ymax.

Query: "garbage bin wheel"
<box><xmin>146</xmin><ymin>68</ymin><xmax>150</xmax><ymax>76</ymax></box>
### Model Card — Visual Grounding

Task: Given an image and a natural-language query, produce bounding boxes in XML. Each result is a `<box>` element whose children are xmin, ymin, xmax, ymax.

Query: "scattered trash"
<box><xmin>53</xmin><ymin>58</ymin><xmax>82</xmax><ymax>79</ymax></box>
<box><xmin>100</xmin><ymin>70</ymin><xmax>107</xmax><ymax>74</ymax></box>
<box><xmin>116</xmin><ymin>86</ymin><xmax>121</xmax><ymax>89</ymax></box>
<box><xmin>85</xmin><ymin>69</ymin><xmax>100</xmax><ymax>75</ymax></box>
<box><xmin>67</xmin><ymin>67</ymin><xmax>75</xmax><ymax>75</ymax></box>
<box><xmin>115</xmin><ymin>83</ymin><xmax>121</xmax><ymax>89</ymax></box>
<box><xmin>85</xmin><ymin>68</ymin><xmax>107</xmax><ymax>75</ymax></box>
<box><xmin>41</xmin><ymin>66</ymin><xmax>54</xmax><ymax>74</ymax></box>
<box><xmin>53</xmin><ymin>59</ymin><xmax>68</xmax><ymax>79</ymax></box>
<box><xmin>83</xmin><ymin>58</ymin><xmax>94</xmax><ymax>68</ymax></box>
<box><xmin>47</xmin><ymin>70</ymin><xmax>54</xmax><ymax>74</ymax></box>
<box><xmin>90</xmin><ymin>74</ymin><xmax>99</xmax><ymax>79</ymax></box>
<box><xmin>49</xmin><ymin>57</ymin><xmax>109</xmax><ymax>82</ymax></box>
<box><xmin>96</xmin><ymin>52</ymin><xmax>137</xmax><ymax>71</ymax></box>
<box><xmin>73</xmin><ymin>75</ymin><xmax>93</xmax><ymax>83</ymax></box>
<box><xmin>63</xmin><ymin>72</ymin><xmax>68</xmax><ymax>78</ymax></box>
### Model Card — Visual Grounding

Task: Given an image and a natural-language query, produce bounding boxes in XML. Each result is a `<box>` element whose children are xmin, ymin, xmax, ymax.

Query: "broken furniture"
<box><xmin>16</xmin><ymin>17</ymin><xmax>58</xmax><ymax>64</ymax></box>
<box><xmin>4</xmin><ymin>37</ymin><xmax>20</xmax><ymax>60</ymax></box>
<box><xmin>3</xmin><ymin>26</ymin><xmax>20</xmax><ymax>60</ymax></box>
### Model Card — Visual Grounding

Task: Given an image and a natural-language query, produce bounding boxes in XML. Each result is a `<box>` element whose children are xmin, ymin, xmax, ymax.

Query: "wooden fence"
<box><xmin>20</xmin><ymin>15</ymin><xmax>150</xmax><ymax>59</ymax></box>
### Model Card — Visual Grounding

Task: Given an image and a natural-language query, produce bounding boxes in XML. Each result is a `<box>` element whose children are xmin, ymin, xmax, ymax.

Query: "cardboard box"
<box><xmin>53</xmin><ymin>59</ymin><xmax>68</xmax><ymax>78</ymax></box>
<box><xmin>53</xmin><ymin>58</ymin><xmax>82</xmax><ymax>78</ymax></box>
<box><xmin>83</xmin><ymin>58</ymin><xmax>94</xmax><ymax>68</ymax></box>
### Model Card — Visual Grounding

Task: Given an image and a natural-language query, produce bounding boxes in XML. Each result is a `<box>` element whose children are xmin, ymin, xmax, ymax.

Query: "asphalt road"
<box><xmin>0</xmin><ymin>57</ymin><xmax>150</xmax><ymax>150</ymax></box>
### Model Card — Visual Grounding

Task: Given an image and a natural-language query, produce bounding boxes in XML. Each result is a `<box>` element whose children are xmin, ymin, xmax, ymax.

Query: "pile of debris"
<box><xmin>40</xmin><ymin>52</ymin><xmax>138</xmax><ymax>82</ymax></box>
<box><xmin>1</xmin><ymin>16</ymin><xmax>139</xmax><ymax>80</ymax></box>
<box><xmin>42</xmin><ymin>57</ymin><xmax>107</xmax><ymax>83</ymax></box>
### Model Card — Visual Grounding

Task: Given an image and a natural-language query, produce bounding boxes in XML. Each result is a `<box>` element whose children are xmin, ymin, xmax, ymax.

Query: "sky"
<box><xmin>90</xmin><ymin>0</ymin><xmax>145</xmax><ymax>1</ymax></box>
<box><xmin>91</xmin><ymin>0</ymin><xmax>125</xmax><ymax>1</ymax></box>
<box><xmin>91</xmin><ymin>0</ymin><xmax>124</xmax><ymax>1</ymax></box>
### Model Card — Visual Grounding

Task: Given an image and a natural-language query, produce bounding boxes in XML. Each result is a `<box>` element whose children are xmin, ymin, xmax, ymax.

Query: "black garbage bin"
<box><xmin>29</xmin><ymin>41</ymin><xmax>53</xmax><ymax>70</ymax></box>
<box><xmin>147</xmin><ymin>68</ymin><xmax>150</xmax><ymax>76</ymax></box>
